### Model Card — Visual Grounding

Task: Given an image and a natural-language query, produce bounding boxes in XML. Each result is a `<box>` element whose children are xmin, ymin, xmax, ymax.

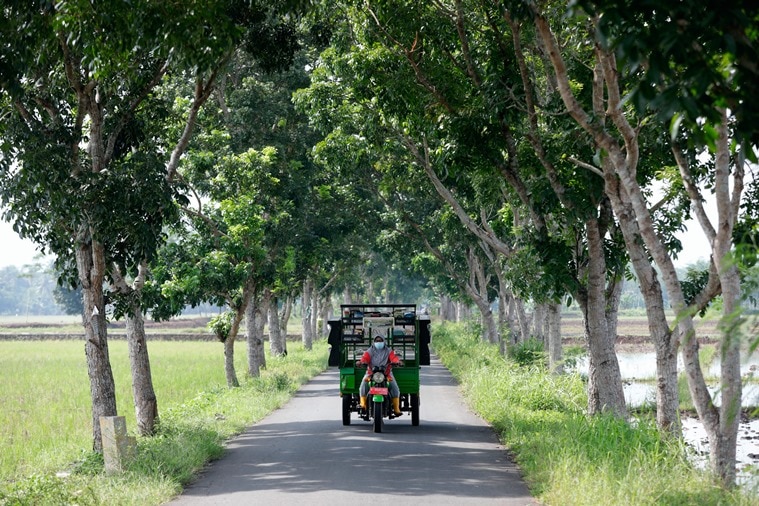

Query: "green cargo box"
<box><xmin>328</xmin><ymin>304</ymin><xmax>430</xmax><ymax>427</ymax></box>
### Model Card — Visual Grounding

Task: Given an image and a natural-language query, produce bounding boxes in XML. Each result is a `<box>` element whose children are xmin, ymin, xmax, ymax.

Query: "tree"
<box><xmin>153</xmin><ymin>144</ymin><xmax>273</xmax><ymax>387</ymax></box>
<box><xmin>526</xmin><ymin>0</ymin><xmax>759</xmax><ymax>486</ymax></box>
<box><xmin>214</xmin><ymin>42</ymin><xmax>359</xmax><ymax>355</ymax></box>
<box><xmin>0</xmin><ymin>0</ymin><xmax>305</xmax><ymax>449</ymax></box>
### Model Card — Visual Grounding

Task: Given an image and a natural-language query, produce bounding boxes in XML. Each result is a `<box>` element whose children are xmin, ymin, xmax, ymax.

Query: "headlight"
<box><xmin>372</xmin><ymin>371</ymin><xmax>386</xmax><ymax>383</ymax></box>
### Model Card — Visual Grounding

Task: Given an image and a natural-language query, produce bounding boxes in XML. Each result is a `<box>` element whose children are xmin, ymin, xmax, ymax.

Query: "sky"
<box><xmin>0</xmin><ymin>214</ymin><xmax>710</xmax><ymax>270</ymax></box>
<box><xmin>0</xmin><ymin>220</ymin><xmax>49</xmax><ymax>268</ymax></box>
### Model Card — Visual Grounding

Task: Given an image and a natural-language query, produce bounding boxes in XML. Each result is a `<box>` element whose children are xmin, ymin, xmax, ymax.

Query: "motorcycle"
<box><xmin>362</xmin><ymin>365</ymin><xmax>397</xmax><ymax>433</ymax></box>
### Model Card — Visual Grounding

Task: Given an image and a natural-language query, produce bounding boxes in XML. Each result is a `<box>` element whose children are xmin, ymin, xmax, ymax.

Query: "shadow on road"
<box><xmin>171</xmin><ymin>356</ymin><xmax>535</xmax><ymax>505</ymax></box>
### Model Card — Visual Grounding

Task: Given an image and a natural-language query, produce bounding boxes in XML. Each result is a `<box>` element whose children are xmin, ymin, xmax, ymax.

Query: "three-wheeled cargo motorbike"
<box><xmin>328</xmin><ymin>304</ymin><xmax>431</xmax><ymax>432</ymax></box>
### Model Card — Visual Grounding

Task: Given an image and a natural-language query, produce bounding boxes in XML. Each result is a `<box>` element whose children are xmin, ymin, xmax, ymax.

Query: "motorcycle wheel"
<box><xmin>373</xmin><ymin>401</ymin><xmax>383</xmax><ymax>433</ymax></box>
<box><xmin>342</xmin><ymin>394</ymin><xmax>352</xmax><ymax>426</ymax></box>
<box><xmin>411</xmin><ymin>393</ymin><xmax>420</xmax><ymax>426</ymax></box>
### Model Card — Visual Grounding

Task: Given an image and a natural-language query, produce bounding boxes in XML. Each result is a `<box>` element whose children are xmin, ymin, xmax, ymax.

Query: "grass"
<box><xmin>432</xmin><ymin>322</ymin><xmax>759</xmax><ymax>506</ymax></box>
<box><xmin>0</xmin><ymin>337</ymin><xmax>329</xmax><ymax>505</ymax></box>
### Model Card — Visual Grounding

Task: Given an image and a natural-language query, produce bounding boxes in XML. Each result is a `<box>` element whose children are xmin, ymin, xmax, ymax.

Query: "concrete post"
<box><xmin>99</xmin><ymin>416</ymin><xmax>137</xmax><ymax>473</ymax></box>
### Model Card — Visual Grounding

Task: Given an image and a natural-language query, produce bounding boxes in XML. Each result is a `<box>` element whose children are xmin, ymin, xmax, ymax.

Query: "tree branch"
<box><xmin>103</xmin><ymin>59</ymin><xmax>171</xmax><ymax>167</ymax></box>
<box><xmin>166</xmin><ymin>55</ymin><xmax>229</xmax><ymax>182</ymax></box>
<box><xmin>671</xmin><ymin>143</ymin><xmax>716</xmax><ymax>244</ymax></box>
<box><xmin>567</xmin><ymin>156</ymin><xmax>604</xmax><ymax>178</ymax></box>
<box><xmin>401</xmin><ymin>134</ymin><xmax>513</xmax><ymax>257</ymax></box>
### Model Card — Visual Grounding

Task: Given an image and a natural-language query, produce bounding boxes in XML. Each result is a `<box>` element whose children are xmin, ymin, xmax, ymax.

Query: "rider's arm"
<box><xmin>357</xmin><ymin>350</ymin><xmax>371</xmax><ymax>368</ymax></box>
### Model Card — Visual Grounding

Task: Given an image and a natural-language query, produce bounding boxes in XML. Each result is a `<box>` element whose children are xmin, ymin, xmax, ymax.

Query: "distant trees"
<box><xmin>0</xmin><ymin>263</ymin><xmax>67</xmax><ymax>316</ymax></box>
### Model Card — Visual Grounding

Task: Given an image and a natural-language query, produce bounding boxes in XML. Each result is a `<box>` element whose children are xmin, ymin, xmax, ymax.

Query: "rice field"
<box><xmin>0</xmin><ymin>337</ymin><xmax>302</xmax><ymax>480</ymax></box>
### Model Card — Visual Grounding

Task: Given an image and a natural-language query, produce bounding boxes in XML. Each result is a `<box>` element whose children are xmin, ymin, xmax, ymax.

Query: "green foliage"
<box><xmin>207</xmin><ymin>311</ymin><xmax>234</xmax><ymax>342</ymax></box>
<box><xmin>71</xmin><ymin>451</ymin><xmax>105</xmax><ymax>477</ymax></box>
<box><xmin>507</xmin><ymin>338</ymin><xmax>546</xmax><ymax>367</ymax></box>
<box><xmin>562</xmin><ymin>344</ymin><xmax>587</xmax><ymax>372</ymax></box>
<box><xmin>583</xmin><ymin>0</ymin><xmax>759</xmax><ymax>146</ymax></box>
<box><xmin>253</xmin><ymin>371</ymin><xmax>293</xmax><ymax>393</ymax></box>
<box><xmin>681</xmin><ymin>265</ymin><xmax>711</xmax><ymax>317</ymax></box>
<box><xmin>1</xmin><ymin>0</ymin><xmax>312</xmax><ymax>327</ymax></box>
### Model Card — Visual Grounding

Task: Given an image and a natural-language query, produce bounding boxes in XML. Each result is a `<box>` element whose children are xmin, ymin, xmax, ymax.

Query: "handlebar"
<box><xmin>355</xmin><ymin>362</ymin><xmax>404</xmax><ymax>368</ymax></box>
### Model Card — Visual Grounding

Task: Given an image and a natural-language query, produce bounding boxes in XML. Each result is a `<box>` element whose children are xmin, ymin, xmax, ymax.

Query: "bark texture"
<box><xmin>547</xmin><ymin>303</ymin><xmax>563</xmax><ymax>374</ymax></box>
<box><xmin>77</xmin><ymin>239</ymin><xmax>117</xmax><ymax>452</ymax></box>
<box><xmin>246</xmin><ymin>291</ymin><xmax>267</xmax><ymax>377</ymax></box>
<box><xmin>578</xmin><ymin>220</ymin><xmax>626</xmax><ymax>417</ymax></box>
<box><xmin>302</xmin><ymin>278</ymin><xmax>314</xmax><ymax>350</ymax></box>
<box><xmin>126</xmin><ymin>302</ymin><xmax>158</xmax><ymax>436</ymax></box>
<box><xmin>532</xmin><ymin>8</ymin><xmax>744</xmax><ymax>484</ymax></box>
<box><xmin>268</xmin><ymin>291</ymin><xmax>286</xmax><ymax>356</ymax></box>
<box><xmin>223</xmin><ymin>336</ymin><xmax>240</xmax><ymax>388</ymax></box>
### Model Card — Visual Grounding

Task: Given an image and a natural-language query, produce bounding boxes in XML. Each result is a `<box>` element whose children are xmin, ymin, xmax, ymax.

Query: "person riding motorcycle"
<box><xmin>357</xmin><ymin>334</ymin><xmax>403</xmax><ymax>417</ymax></box>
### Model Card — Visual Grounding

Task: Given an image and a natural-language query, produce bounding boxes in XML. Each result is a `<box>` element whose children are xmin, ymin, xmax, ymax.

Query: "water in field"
<box><xmin>574</xmin><ymin>350</ymin><xmax>759</xmax><ymax>406</ymax></box>
<box><xmin>573</xmin><ymin>350</ymin><xmax>759</xmax><ymax>488</ymax></box>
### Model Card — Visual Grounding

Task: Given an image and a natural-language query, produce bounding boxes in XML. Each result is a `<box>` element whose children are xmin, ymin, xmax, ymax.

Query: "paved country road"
<box><xmin>166</xmin><ymin>357</ymin><xmax>537</xmax><ymax>505</ymax></box>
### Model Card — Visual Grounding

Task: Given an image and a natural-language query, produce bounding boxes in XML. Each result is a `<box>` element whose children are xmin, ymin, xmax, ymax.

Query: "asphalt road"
<box><xmin>166</xmin><ymin>357</ymin><xmax>537</xmax><ymax>505</ymax></box>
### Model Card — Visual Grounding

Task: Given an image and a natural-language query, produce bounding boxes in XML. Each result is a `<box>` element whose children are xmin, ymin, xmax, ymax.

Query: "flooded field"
<box><xmin>565</xmin><ymin>312</ymin><xmax>759</xmax><ymax>486</ymax></box>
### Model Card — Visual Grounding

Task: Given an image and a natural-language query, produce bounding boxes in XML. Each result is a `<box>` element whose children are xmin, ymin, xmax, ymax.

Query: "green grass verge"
<box><xmin>432</xmin><ymin>322</ymin><xmax>758</xmax><ymax>506</ymax></box>
<box><xmin>0</xmin><ymin>338</ymin><xmax>328</xmax><ymax>505</ymax></box>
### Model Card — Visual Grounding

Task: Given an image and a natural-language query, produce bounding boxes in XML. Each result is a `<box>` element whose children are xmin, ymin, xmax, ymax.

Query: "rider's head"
<box><xmin>373</xmin><ymin>335</ymin><xmax>385</xmax><ymax>350</ymax></box>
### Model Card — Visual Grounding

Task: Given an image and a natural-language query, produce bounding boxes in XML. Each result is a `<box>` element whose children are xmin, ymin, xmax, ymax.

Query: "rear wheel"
<box><xmin>342</xmin><ymin>394</ymin><xmax>352</xmax><ymax>426</ymax></box>
<box><xmin>411</xmin><ymin>393</ymin><xmax>420</xmax><ymax>426</ymax></box>
<box><xmin>373</xmin><ymin>401</ymin><xmax>383</xmax><ymax>433</ymax></box>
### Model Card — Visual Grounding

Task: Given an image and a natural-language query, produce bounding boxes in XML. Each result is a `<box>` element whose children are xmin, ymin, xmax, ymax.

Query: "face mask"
<box><xmin>374</xmin><ymin>342</ymin><xmax>385</xmax><ymax>350</ymax></box>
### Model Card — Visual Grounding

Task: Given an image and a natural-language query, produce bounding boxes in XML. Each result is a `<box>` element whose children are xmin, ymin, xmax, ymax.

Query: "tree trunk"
<box><xmin>474</xmin><ymin>298</ymin><xmax>498</xmax><ymax>343</ymax></box>
<box><xmin>532</xmin><ymin>303</ymin><xmax>547</xmax><ymax>347</ymax></box>
<box><xmin>109</xmin><ymin>261</ymin><xmax>159</xmax><ymax>436</ymax></box>
<box><xmin>497</xmin><ymin>288</ymin><xmax>509</xmax><ymax>343</ymax></box>
<box><xmin>302</xmin><ymin>279</ymin><xmax>314</xmax><ymax>351</ymax></box>
<box><xmin>77</xmin><ymin>238</ymin><xmax>117</xmax><ymax>452</ymax></box>
<box><xmin>504</xmin><ymin>293</ymin><xmax>516</xmax><ymax>346</ymax></box>
<box><xmin>366</xmin><ymin>278</ymin><xmax>375</xmax><ymax>301</ymax></box>
<box><xmin>440</xmin><ymin>295</ymin><xmax>455</xmax><ymax>321</ymax></box>
<box><xmin>495</xmin><ymin>262</ymin><xmax>517</xmax><ymax>352</ymax></box>
<box><xmin>310</xmin><ymin>287</ymin><xmax>318</xmax><ymax>341</ymax></box>
<box><xmin>343</xmin><ymin>286</ymin><xmax>353</xmax><ymax>305</ymax></box>
<box><xmin>514</xmin><ymin>297</ymin><xmax>530</xmax><ymax>344</ymax></box>
<box><xmin>223</xmin><ymin>336</ymin><xmax>239</xmax><ymax>388</ymax></box>
<box><xmin>579</xmin><ymin>219</ymin><xmax>626</xmax><ymax>417</ymax></box>
<box><xmin>547</xmin><ymin>302</ymin><xmax>563</xmax><ymax>374</ymax></box>
<box><xmin>534</xmin><ymin>12</ymin><xmax>744</xmax><ymax>483</ymax></box>
<box><xmin>319</xmin><ymin>295</ymin><xmax>331</xmax><ymax>337</ymax></box>
<box><xmin>279</xmin><ymin>293</ymin><xmax>292</xmax><ymax>337</ymax></box>
<box><xmin>126</xmin><ymin>301</ymin><xmax>158</xmax><ymax>436</ymax></box>
<box><xmin>268</xmin><ymin>292</ymin><xmax>286</xmax><ymax>356</ymax></box>
<box><xmin>713</xmin><ymin>263</ymin><xmax>742</xmax><ymax>485</ymax></box>
<box><xmin>607</xmin><ymin>174</ymin><xmax>681</xmax><ymax>432</ymax></box>
<box><xmin>703</xmin><ymin>113</ymin><xmax>742</xmax><ymax>485</ymax></box>
<box><xmin>246</xmin><ymin>291</ymin><xmax>267</xmax><ymax>377</ymax></box>
<box><xmin>605</xmin><ymin>274</ymin><xmax>622</xmax><ymax>344</ymax></box>
<box><xmin>456</xmin><ymin>301</ymin><xmax>470</xmax><ymax>321</ymax></box>
<box><xmin>221</xmin><ymin>289</ymin><xmax>248</xmax><ymax>388</ymax></box>
<box><xmin>466</xmin><ymin>247</ymin><xmax>499</xmax><ymax>343</ymax></box>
